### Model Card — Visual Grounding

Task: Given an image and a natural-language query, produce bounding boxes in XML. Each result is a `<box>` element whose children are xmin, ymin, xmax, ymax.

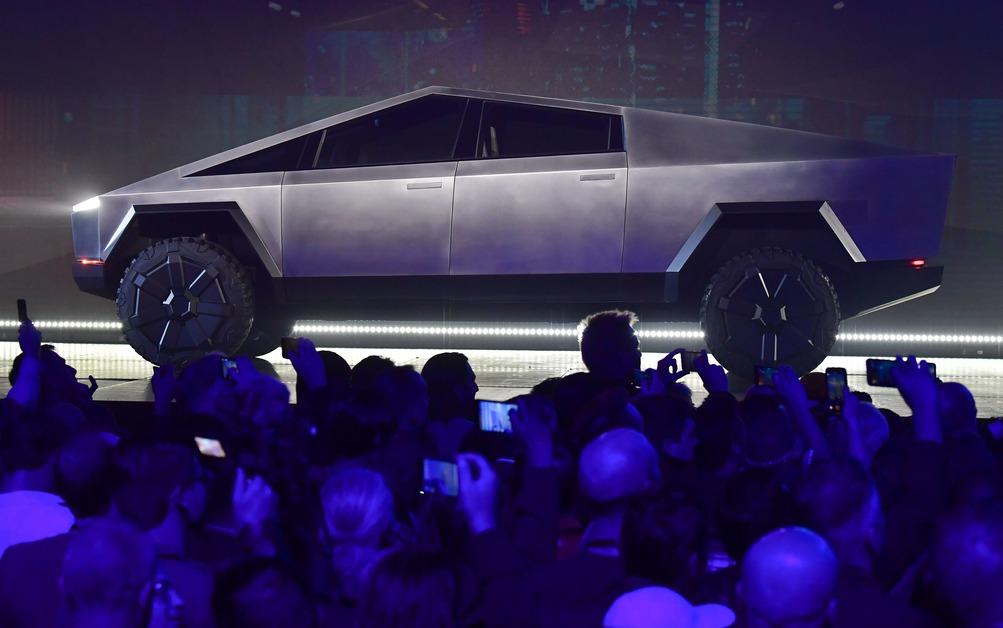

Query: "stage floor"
<box><xmin>2</xmin><ymin>342</ymin><xmax>1003</xmax><ymax>418</ymax></box>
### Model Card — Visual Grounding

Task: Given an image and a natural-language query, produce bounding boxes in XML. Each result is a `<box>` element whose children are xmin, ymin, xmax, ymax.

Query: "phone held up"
<box><xmin>754</xmin><ymin>364</ymin><xmax>779</xmax><ymax>387</ymax></box>
<box><xmin>866</xmin><ymin>358</ymin><xmax>937</xmax><ymax>387</ymax></box>
<box><xmin>16</xmin><ymin>298</ymin><xmax>28</xmax><ymax>324</ymax></box>
<box><xmin>280</xmin><ymin>337</ymin><xmax>300</xmax><ymax>359</ymax></box>
<box><xmin>221</xmin><ymin>358</ymin><xmax>239</xmax><ymax>381</ymax></box>
<box><xmin>421</xmin><ymin>459</ymin><xmax>459</xmax><ymax>497</ymax></box>
<box><xmin>825</xmin><ymin>367</ymin><xmax>847</xmax><ymax>414</ymax></box>
<box><xmin>194</xmin><ymin>436</ymin><xmax>226</xmax><ymax>458</ymax></box>
<box><xmin>479</xmin><ymin>400</ymin><xmax>517</xmax><ymax>433</ymax></box>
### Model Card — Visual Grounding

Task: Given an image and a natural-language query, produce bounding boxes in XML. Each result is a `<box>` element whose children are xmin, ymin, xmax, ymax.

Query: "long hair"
<box><xmin>320</xmin><ymin>467</ymin><xmax>395</xmax><ymax>599</ymax></box>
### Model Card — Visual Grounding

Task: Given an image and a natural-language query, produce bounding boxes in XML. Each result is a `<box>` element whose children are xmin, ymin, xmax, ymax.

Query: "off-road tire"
<box><xmin>699</xmin><ymin>247</ymin><xmax>840</xmax><ymax>378</ymax></box>
<box><xmin>236</xmin><ymin>315</ymin><xmax>294</xmax><ymax>357</ymax></box>
<box><xmin>117</xmin><ymin>237</ymin><xmax>254</xmax><ymax>366</ymax></box>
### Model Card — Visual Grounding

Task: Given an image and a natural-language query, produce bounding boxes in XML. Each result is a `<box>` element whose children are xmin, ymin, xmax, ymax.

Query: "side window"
<box><xmin>189</xmin><ymin>133</ymin><xmax>316</xmax><ymax>176</ymax></box>
<box><xmin>314</xmin><ymin>95</ymin><xmax>467</xmax><ymax>169</ymax></box>
<box><xmin>477</xmin><ymin>102</ymin><xmax>617</xmax><ymax>159</ymax></box>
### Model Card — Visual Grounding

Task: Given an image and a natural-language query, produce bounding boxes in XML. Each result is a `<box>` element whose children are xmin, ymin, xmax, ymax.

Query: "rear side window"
<box><xmin>477</xmin><ymin>102</ymin><xmax>619</xmax><ymax>159</ymax></box>
<box><xmin>190</xmin><ymin>134</ymin><xmax>313</xmax><ymax>176</ymax></box>
<box><xmin>314</xmin><ymin>95</ymin><xmax>467</xmax><ymax>169</ymax></box>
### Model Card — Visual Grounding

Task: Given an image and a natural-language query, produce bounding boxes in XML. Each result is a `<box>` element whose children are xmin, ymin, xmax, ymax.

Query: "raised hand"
<box><xmin>693</xmin><ymin>350</ymin><xmax>729</xmax><ymax>394</ymax></box>
<box><xmin>287</xmin><ymin>337</ymin><xmax>326</xmax><ymax>392</ymax></box>
<box><xmin>892</xmin><ymin>355</ymin><xmax>941</xmax><ymax>442</ymax></box>
<box><xmin>457</xmin><ymin>453</ymin><xmax>498</xmax><ymax>534</ymax></box>
<box><xmin>232</xmin><ymin>467</ymin><xmax>277</xmax><ymax>537</ymax></box>
<box><xmin>18</xmin><ymin>319</ymin><xmax>41</xmax><ymax>358</ymax></box>
<box><xmin>510</xmin><ymin>395</ymin><xmax>555</xmax><ymax>468</ymax></box>
<box><xmin>773</xmin><ymin>365</ymin><xmax>809</xmax><ymax>411</ymax></box>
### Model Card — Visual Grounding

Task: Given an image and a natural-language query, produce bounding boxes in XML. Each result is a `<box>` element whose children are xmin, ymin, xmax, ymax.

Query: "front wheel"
<box><xmin>699</xmin><ymin>247</ymin><xmax>840</xmax><ymax>378</ymax></box>
<box><xmin>117</xmin><ymin>237</ymin><xmax>255</xmax><ymax>366</ymax></box>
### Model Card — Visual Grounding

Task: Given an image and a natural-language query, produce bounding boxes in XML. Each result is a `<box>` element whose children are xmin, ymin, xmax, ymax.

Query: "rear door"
<box><xmin>450</xmin><ymin>101</ymin><xmax>627</xmax><ymax>276</ymax></box>
<box><xmin>282</xmin><ymin>95</ymin><xmax>468</xmax><ymax>277</ymax></box>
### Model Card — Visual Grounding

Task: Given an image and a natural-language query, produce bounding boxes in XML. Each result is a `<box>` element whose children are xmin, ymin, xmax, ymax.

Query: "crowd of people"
<box><xmin>1</xmin><ymin>309</ymin><xmax>1002</xmax><ymax>627</ymax></box>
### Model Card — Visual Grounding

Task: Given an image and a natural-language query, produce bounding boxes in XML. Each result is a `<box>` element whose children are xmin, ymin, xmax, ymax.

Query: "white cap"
<box><xmin>604</xmin><ymin>586</ymin><xmax>735</xmax><ymax>628</ymax></box>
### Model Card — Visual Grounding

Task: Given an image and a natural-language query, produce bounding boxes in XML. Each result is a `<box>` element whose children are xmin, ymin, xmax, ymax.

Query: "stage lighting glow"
<box><xmin>910</xmin><ymin>259</ymin><xmax>927</xmax><ymax>268</ymax></box>
<box><xmin>72</xmin><ymin>196</ymin><xmax>100</xmax><ymax>213</ymax></box>
<box><xmin>0</xmin><ymin>320</ymin><xmax>122</xmax><ymax>330</ymax></box>
<box><xmin>76</xmin><ymin>258</ymin><xmax>104</xmax><ymax>266</ymax></box>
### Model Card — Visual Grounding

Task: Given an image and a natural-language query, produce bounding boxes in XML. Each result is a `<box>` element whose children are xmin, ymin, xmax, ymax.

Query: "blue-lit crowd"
<box><xmin>1</xmin><ymin>310</ymin><xmax>1001</xmax><ymax>628</ymax></box>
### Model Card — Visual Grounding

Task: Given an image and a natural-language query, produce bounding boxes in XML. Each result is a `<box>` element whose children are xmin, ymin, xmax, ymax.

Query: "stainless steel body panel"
<box><xmin>282</xmin><ymin>162</ymin><xmax>457</xmax><ymax>277</ymax></box>
<box><xmin>450</xmin><ymin>152</ymin><xmax>627</xmax><ymax>275</ymax></box>
<box><xmin>623</xmin><ymin>155</ymin><xmax>953</xmax><ymax>273</ymax></box>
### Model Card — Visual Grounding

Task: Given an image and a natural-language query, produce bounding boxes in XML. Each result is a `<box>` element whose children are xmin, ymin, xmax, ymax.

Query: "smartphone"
<box><xmin>680</xmin><ymin>350</ymin><xmax>701</xmax><ymax>373</ymax></box>
<box><xmin>826</xmin><ymin>367</ymin><xmax>847</xmax><ymax>414</ymax></box>
<box><xmin>221</xmin><ymin>358</ymin><xmax>239</xmax><ymax>381</ymax></box>
<box><xmin>16</xmin><ymin>299</ymin><xmax>27</xmax><ymax>324</ymax></box>
<box><xmin>421</xmin><ymin>459</ymin><xmax>459</xmax><ymax>497</ymax></box>
<box><xmin>479</xmin><ymin>400</ymin><xmax>517</xmax><ymax>433</ymax></box>
<box><xmin>280</xmin><ymin>337</ymin><xmax>300</xmax><ymax>359</ymax></box>
<box><xmin>866</xmin><ymin>358</ymin><xmax>937</xmax><ymax>387</ymax></box>
<box><xmin>754</xmin><ymin>364</ymin><xmax>779</xmax><ymax>387</ymax></box>
<box><xmin>194</xmin><ymin>436</ymin><xmax>226</xmax><ymax>458</ymax></box>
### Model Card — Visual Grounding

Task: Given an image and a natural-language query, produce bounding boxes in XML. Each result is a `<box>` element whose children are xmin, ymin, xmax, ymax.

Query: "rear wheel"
<box><xmin>117</xmin><ymin>237</ymin><xmax>254</xmax><ymax>366</ymax></box>
<box><xmin>699</xmin><ymin>247</ymin><xmax>840</xmax><ymax>378</ymax></box>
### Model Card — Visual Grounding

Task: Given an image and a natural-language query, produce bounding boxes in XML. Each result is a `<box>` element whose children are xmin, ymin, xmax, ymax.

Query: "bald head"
<box><xmin>579</xmin><ymin>428</ymin><xmax>660</xmax><ymax>503</ymax></box>
<box><xmin>741</xmin><ymin>527</ymin><xmax>837</xmax><ymax>626</ymax></box>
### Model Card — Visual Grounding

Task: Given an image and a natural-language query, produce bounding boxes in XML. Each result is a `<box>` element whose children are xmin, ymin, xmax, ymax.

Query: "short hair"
<box><xmin>61</xmin><ymin>518</ymin><xmax>155</xmax><ymax>613</ymax></box>
<box><xmin>352</xmin><ymin>355</ymin><xmax>396</xmax><ymax>395</ymax></box>
<box><xmin>356</xmin><ymin>548</ymin><xmax>457</xmax><ymax>628</ymax></box>
<box><xmin>796</xmin><ymin>458</ymin><xmax>875</xmax><ymax>540</ymax></box>
<box><xmin>212</xmin><ymin>557</ymin><xmax>316</xmax><ymax>628</ymax></box>
<box><xmin>113</xmin><ymin>438</ymin><xmax>197</xmax><ymax>530</ymax></box>
<box><xmin>421</xmin><ymin>353</ymin><xmax>475</xmax><ymax>421</ymax></box>
<box><xmin>8</xmin><ymin>344</ymin><xmax>55</xmax><ymax>386</ymax></box>
<box><xmin>578</xmin><ymin>310</ymin><xmax>639</xmax><ymax>374</ymax></box>
<box><xmin>373</xmin><ymin>365</ymin><xmax>428</xmax><ymax>427</ymax></box>
<box><xmin>621</xmin><ymin>496</ymin><xmax>708</xmax><ymax>597</ymax></box>
<box><xmin>55</xmin><ymin>430</ymin><xmax>117</xmax><ymax>518</ymax></box>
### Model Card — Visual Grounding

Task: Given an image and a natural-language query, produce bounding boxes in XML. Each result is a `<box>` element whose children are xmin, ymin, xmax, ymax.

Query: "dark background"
<box><xmin>0</xmin><ymin>0</ymin><xmax>1001</xmax><ymax>342</ymax></box>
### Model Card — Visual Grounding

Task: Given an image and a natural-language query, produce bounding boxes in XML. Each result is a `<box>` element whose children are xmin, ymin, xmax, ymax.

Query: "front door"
<box><xmin>450</xmin><ymin>100</ymin><xmax>627</xmax><ymax>277</ymax></box>
<box><xmin>282</xmin><ymin>94</ymin><xmax>468</xmax><ymax>278</ymax></box>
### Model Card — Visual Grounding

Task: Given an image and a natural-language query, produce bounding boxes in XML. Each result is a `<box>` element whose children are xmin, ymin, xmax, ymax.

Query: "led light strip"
<box><xmin>836</xmin><ymin>333</ymin><xmax>1003</xmax><ymax>344</ymax></box>
<box><xmin>0</xmin><ymin>320</ymin><xmax>1000</xmax><ymax>345</ymax></box>
<box><xmin>0</xmin><ymin>320</ymin><xmax>122</xmax><ymax>330</ymax></box>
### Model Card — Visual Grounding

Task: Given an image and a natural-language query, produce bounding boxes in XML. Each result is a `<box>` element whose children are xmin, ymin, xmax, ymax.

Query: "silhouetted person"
<box><xmin>213</xmin><ymin>557</ymin><xmax>316</xmax><ymax>628</ymax></box>
<box><xmin>578</xmin><ymin>310</ymin><xmax>642</xmax><ymax>389</ymax></box>
<box><xmin>355</xmin><ymin>547</ymin><xmax>458</xmax><ymax>628</ymax></box>
<box><xmin>930</xmin><ymin>501</ymin><xmax>1003</xmax><ymax>627</ymax></box>
<box><xmin>421</xmin><ymin>352</ymin><xmax>478</xmax><ymax>458</ymax></box>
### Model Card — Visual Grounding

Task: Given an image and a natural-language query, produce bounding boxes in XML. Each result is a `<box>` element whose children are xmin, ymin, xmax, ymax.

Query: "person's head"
<box><xmin>578</xmin><ymin>310</ymin><xmax>641</xmax><ymax>385</ymax></box>
<box><xmin>320</xmin><ymin>467</ymin><xmax>395</xmax><ymax>596</ymax></box>
<box><xmin>61</xmin><ymin>518</ymin><xmax>156</xmax><ymax>627</ymax></box>
<box><xmin>855</xmin><ymin>402</ymin><xmax>890</xmax><ymax>464</ymax></box>
<box><xmin>937</xmin><ymin>381</ymin><xmax>978</xmax><ymax>440</ymax></box>
<box><xmin>352</xmin><ymin>355</ymin><xmax>397</xmax><ymax>397</ymax></box>
<box><xmin>421</xmin><ymin>352</ymin><xmax>478</xmax><ymax>422</ymax></box>
<box><xmin>55</xmin><ymin>430</ymin><xmax>117</xmax><ymax>519</ymax></box>
<box><xmin>604</xmin><ymin>586</ymin><xmax>735</xmax><ymax>628</ymax></box>
<box><xmin>576</xmin><ymin>388</ymin><xmax>645</xmax><ymax>446</ymax></box>
<box><xmin>373</xmin><ymin>366</ymin><xmax>430</xmax><ymax>430</ymax></box>
<box><xmin>742</xmin><ymin>405</ymin><xmax>798</xmax><ymax>468</ymax></box>
<box><xmin>930</xmin><ymin>501</ymin><xmax>1003</xmax><ymax>626</ymax></box>
<box><xmin>796</xmin><ymin>458</ymin><xmax>883</xmax><ymax>560</ymax></box>
<box><xmin>356</xmin><ymin>547</ymin><xmax>458</xmax><ymax>628</ymax></box>
<box><xmin>295</xmin><ymin>350</ymin><xmax>352</xmax><ymax>403</ymax></box>
<box><xmin>621</xmin><ymin>496</ymin><xmax>709</xmax><ymax>598</ymax></box>
<box><xmin>633</xmin><ymin>394</ymin><xmax>696</xmax><ymax>462</ymax></box>
<box><xmin>112</xmin><ymin>438</ymin><xmax>198</xmax><ymax>531</ymax></box>
<box><xmin>694</xmin><ymin>393</ymin><xmax>744</xmax><ymax>474</ymax></box>
<box><xmin>212</xmin><ymin>557</ymin><xmax>316</xmax><ymax>628</ymax></box>
<box><xmin>739</xmin><ymin>527</ymin><xmax>837</xmax><ymax>628</ymax></box>
<box><xmin>11</xmin><ymin>344</ymin><xmax>88</xmax><ymax>405</ymax></box>
<box><xmin>579</xmin><ymin>428</ymin><xmax>661</xmax><ymax>506</ymax></box>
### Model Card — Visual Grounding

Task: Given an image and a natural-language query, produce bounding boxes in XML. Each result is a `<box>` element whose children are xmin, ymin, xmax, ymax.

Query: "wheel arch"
<box><xmin>103</xmin><ymin>202</ymin><xmax>281</xmax><ymax>302</ymax></box>
<box><xmin>669</xmin><ymin>200</ymin><xmax>862</xmax><ymax>315</ymax></box>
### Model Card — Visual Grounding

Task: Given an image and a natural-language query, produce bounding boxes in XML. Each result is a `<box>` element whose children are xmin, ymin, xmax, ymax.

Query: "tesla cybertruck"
<box><xmin>71</xmin><ymin>86</ymin><xmax>952</xmax><ymax>375</ymax></box>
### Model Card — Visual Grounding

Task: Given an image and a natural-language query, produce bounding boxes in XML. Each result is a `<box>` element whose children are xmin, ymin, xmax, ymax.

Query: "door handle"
<box><xmin>406</xmin><ymin>181</ymin><xmax>443</xmax><ymax>190</ymax></box>
<box><xmin>580</xmin><ymin>172</ymin><xmax>616</xmax><ymax>181</ymax></box>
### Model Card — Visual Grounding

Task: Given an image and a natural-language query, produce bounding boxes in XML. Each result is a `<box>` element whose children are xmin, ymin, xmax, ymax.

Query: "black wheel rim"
<box><xmin>128</xmin><ymin>251</ymin><xmax>236</xmax><ymax>354</ymax></box>
<box><xmin>714</xmin><ymin>264</ymin><xmax>826</xmax><ymax>364</ymax></box>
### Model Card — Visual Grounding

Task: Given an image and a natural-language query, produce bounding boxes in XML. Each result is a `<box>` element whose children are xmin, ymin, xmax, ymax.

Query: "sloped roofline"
<box><xmin>176</xmin><ymin>86</ymin><xmax>625</xmax><ymax>177</ymax></box>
